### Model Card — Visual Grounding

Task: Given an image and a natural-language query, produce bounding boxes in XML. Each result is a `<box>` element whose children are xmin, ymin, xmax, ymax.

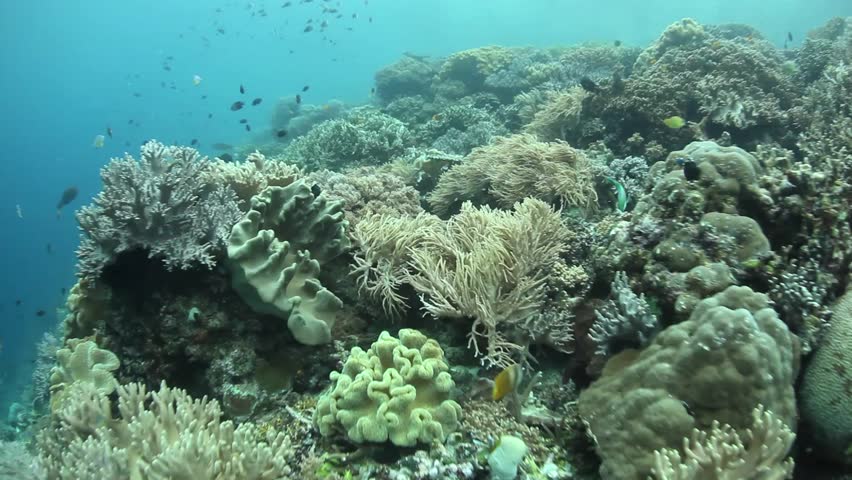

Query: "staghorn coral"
<box><xmin>579</xmin><ymin>286</ymin><xmax>798</xmax><ymax>480</ymax></box>
<box><xmin>650</xmin><ymin>405</ymin><xmax>794</xmax><ymax>480</ymax></box>
<box><xmin>227</xmin><ymin>181</ymin><xmax>349</xmax><ymax>345</ymax></box>
<box><xmin>407</xmin><ymin>198</ymin><xmax>573</xmax><ymax>368</ymax></box>
<box><xmin>282</xmin><ymin>107</ymin><xmax>412</xmax><ymax>171</ymax></box>
<box><xmin>428</xmin><ymin>133</ymin><xmax>598</xmax><ymax>217</ymax></box>
<box><xmin>39</xmin><ymin>381</ymin><xmax>294</xmax><ymax>479</ymax></box>
<box><xmin>76</xmin><ymin>140</ymin><xmax>242</xmax><ymax>279</ymax></box>
<box><xmin>314</xmin><ymin>329</ymin><xmax>462</xmax><ymax>447</ymax></box>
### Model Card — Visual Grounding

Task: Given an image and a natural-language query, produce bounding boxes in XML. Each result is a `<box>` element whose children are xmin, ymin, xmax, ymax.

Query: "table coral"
<box><xmin>314</xmin><ymin>329</ymin><xmax>462</xmax><ymax>447</ymax></box>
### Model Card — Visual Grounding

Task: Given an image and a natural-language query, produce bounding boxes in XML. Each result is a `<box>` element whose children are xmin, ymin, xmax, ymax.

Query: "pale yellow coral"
<box><xmin>204</xmin><ymin>154</ymin><xmax>301</xmax><ymax>204</ymax></box>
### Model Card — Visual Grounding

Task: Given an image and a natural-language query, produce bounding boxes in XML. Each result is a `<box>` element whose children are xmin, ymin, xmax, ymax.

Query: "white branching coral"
<box><xmin>650</xmin><ymin>405</ymin><xmax>795</xmax><ymax>480</ymax></box>
<box><xmin>39</xmin><ymin>381</ymin><xmax>295</xmax><ymax>480</ymax></box>
<box><xmin>77</xmin><ymin>140</ymin><xmax>242</xmax><ymax>279</ymax></box>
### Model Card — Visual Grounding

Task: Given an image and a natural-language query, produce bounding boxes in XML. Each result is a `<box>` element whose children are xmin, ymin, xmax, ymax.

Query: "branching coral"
<box><xmin>428</xmin><ymin>133</ymin><xmax>598</xmax><ymax>216</ymax></box>
<box><xmin>282</xmin><ymin>107</ymin><xmax>412</xmax><ymax>171</ymax></box>
<box><xmin>407</xmin><ymin>199</ymin><xmax>573</xmax><ymax>367</ymax></box>
<box><xmin>650</xmin><ymin>405</ymin><xmax>795</xmax><ymax>480</ymax></box>
<box><xmin>39</xmin><ymin>381</ymin><xmax>295</xmax><ymax>479</ymax></box>
<box><xmin>76</xmin><ymin>140</ymin><xmax>242</xmax><ymax>279</ymax></box>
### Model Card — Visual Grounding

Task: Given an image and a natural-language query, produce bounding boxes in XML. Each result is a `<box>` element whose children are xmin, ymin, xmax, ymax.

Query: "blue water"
<box><xmin>0</xmin><ymin>0</ymin><xmax>849</xmax><ymax>413</ymax></box>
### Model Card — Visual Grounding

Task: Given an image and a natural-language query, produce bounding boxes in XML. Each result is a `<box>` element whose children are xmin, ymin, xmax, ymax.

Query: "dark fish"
<box><xmin>217</xmin><ymin>27</ymin><xmax>226</xmax><ymax>34</ymax></box>
<box><xmin>219</xmin><ymin>153</ymin><xmax>234</xmax><ymax>162</ymax></box>
<box><xmin>276</xmin><ymin>129</ymin><xmax>288</xmax><ymax>138</ymax></box>
<box><xmin>35</xmin><ymin>310</ymin><xmax>46</xmax><ymax>317</ymax></box>
<box><xmin>304</xmin><ymin>25</ymin><xmax>314</xmax><ymax>33</ymax></box>
<box><xmin>245</xmin><ymin>124</ymin><xmax>252</xmax><ymax>131</ymax></box>
<box><xmin>191</xmin><ymin>139</ymin><xmax>199</xmax><ymax>146</ymax></box>
<box><xmin>282</xmin><ymin>1</ymin><xmax>291</xmax><ymax>6</ymax></box>
<box><xmin>163</xmin><ymin>65</ymin><xmax>171</xmax><ymax>71</ymax></box>
<box><xmin>106</xmin><ymin>127</ymin><xmax>113</xmax><ymax>138</ymax></box>
<box><xmin>56</xmin><ymin>186</ymin><xmax>79</xmax><ymax>211</ymax></box>
<box><xmin>133</xmin><ymin>92</ymin><xmax>142</xmax><ymax>97</ymax></box>
<box><xmin>370</xmin><ymin>87</ymin><xmax>375</xmax><ymax>95</ymax></box>
<box><xmin>212</xmin><ymin>143</ymin><xmax>234</xmax><ymax>150</ymax></box>
<box><xmin>296</xmin><ymin>94</ymin><xmax>302</xmax><ymax>104</ymax></box>
<box><xmin>251</xmin><ymin>97</ymin><xmax>262</xmax><ymax>106</ymax></box>
<box><xmin>310</xmin><ymin>184</ymin><xmax>322</xmax><ymax>197</ymax></box>
<box><xmin>787</xmin><ymin>32</ymin><xmax>793</xmax><ymax>42</ymax></box>
<box><xmin>579</xmin><ymin>77</ymin><xmax>599</xmax><ymax>93</ymax></box>
<box><xmin>352</xmin><ymin>13</ymin><xmax>357</xmax><ymax>19</ymax></box>
<box><xmin>208</xmin><ymin>113</ymin><xmax>213</xmax><ymax>119</ymax></box>
<box><xmin>128</xmin><ymin>119</ymin><xmax>134</xmax><ymax>124</ymax></box>
<box><xmin>239</xmin><ymin>119</ymin><xmax>248</xmax><ymax>124</ymax></box>
<box><xmin>683</xmin><ymin>160</ymin><xmax>701</xmax><ymax>182</ymax></box>
<box><xmin>201</xmin><ymin>95</ymin><xmax>208</xmax><ymax>99</ymax></box>
<box><xmin>61</xmin><ymin>287</ymin><xmax>66</xmax><ymax>296</ymax></box>
<box><xmin>302</xmin><ymin>85</ymin><xmax>310</xmax><ymax>92</ymax></box>
<box><xmin>369</xmin><ymin>17</ymin><xmax>372</xmax><ymax>23</ymax></box>
<box><xmin>614</xmin><ymin>40</ymin><xmax>622</xmax><ymax>47</ymax></box>
<box><xmin>15</xmin><ymin>299</ymin><xmax>21</xmax><ymax>306</ymax></box>
<box><xmin>240</xmin><ymin>84</ymin><xmax>245</xmax><ymax>94</ymax></box>
<box><xmin>231</xmin><ymin>101</ymin><xmax>245</xmax><ymax>111</ymax></box>
<box><xmin>321</xmin><ymin>20</ymin><xmax>328</xmax><ymax>28</ymax></box>
<box><xmin>46</xmin><ymin>243</ymin><xmax>52</xmax><ymax>254</ymax></box>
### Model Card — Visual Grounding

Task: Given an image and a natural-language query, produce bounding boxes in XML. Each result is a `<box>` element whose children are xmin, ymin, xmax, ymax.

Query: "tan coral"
<box><xmin>205</xmin><ymin>154</ymin><xmax>301</xmax><ymax>204</ymax></box>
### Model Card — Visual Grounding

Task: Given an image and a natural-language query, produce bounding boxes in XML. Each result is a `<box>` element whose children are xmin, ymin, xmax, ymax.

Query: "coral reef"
<box><xmin>314</xmin><ymin>329</ymin><xmax>462</xmax><ymax>446</ymax></box>
<box><xmin>48</xmin><ymin>338</ymin><xmax>120</xmax><ymax>412</ymax></box>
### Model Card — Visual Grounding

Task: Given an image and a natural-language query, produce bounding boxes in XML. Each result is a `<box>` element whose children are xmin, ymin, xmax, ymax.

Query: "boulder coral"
<box><xmin>579</xmin><ymin>286</ymin><xmax>798</xmax><ymax>479</ymax></box>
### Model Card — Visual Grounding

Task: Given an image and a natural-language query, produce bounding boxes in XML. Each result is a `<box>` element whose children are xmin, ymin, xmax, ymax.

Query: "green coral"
<box><xmin>227</xmin><ymin>180</ymin><xmax>350</xmax><ymax>345</ymax></box>
<box><xmin>314</xmin><ymin>329</ymin><xmax>462</xmax><ymax>447</ymax></box>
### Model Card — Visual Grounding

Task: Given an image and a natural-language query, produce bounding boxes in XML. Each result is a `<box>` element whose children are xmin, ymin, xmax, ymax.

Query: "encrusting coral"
<box><xmin>314</xmin><ymin>329</ymin><xmax>462</xmax><ymax>447</ymax></box>
<box><xmin>227</xmin><ymin>180</ymin><xmax>350</xmax><ymax>345</ymax></box>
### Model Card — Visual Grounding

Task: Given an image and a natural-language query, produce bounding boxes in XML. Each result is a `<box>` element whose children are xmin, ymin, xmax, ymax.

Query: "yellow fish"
<box><xmin>492</xmin><ymin>363</ymin><xmax>523</xmax><ymax>401</ymax></box>
<box><xmin>92</xmin><ymin>134</ymin><xmax>106</xmax><ymax>148</ymax></box>
<box><xmin>663</xmin><ymin>116</ymin><xmax>686</xmax><ymax>129</ymax></box>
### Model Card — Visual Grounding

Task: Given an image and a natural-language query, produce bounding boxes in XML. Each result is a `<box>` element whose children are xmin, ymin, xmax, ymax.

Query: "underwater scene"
<box><xmin>2</xmin><ymin>0</ymin><xmax>852</xmax><ymax>478</ymax></box>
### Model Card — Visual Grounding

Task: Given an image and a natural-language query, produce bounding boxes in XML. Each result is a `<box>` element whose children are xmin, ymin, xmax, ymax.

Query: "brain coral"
<box><xmin>800</xmin><ymin>285</ymin><xmax>852</xmax><ymax>464</ymax></box>
<box><xmin>314</xmin><ymin>329</ymin><xmax>462</xmax><ymax>447</ymax></box>
<box><xmin>579</xmin><ymin>286</ymin><xmax>798</xmax><ymax>479</ymax></box>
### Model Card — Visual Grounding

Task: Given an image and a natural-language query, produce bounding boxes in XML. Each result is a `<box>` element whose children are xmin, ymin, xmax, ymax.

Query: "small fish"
<box><xmin>310</xmin><ymin>184</ymin><xmax>322</xmax><ymax>196</ymax></box>
<box><xmin>304</xmin><ymin>25</ymin><xmax>314</xmax><ymax>33</ymax></box>
<box><xmin>15</xmin><ymin>299</ymin><xmax>21</xmax><ymax>306</ymax></box>
<box><xmin>190</xmin><ymin>139</ymin><xmax>199</xmax><ymax>146</ymax></box>
<box><xmin>251</xmin><ymin>97</ymin><xmax>262</xmax><ymax>106</ymax></box>
<box><xmin>240</xmin><ymin>84</ymin><xmax>245</xmax><ymax>94</ymax></box>
<box><xmin>683</xmin><ymin>160</ymin><xmax>701</xmax><ymax>182</ymax></box>
<box><xmin>787</xmin><ymin>32</ymin><xmax>793</xmax><ymax>42</ymax></box>
<box><xmin>35</xmin><ymin>309</ymin><xmax>46</xmax><ymax>317</ymax></box>
<box><xmin>217</xmin><ymin>27</ymin><xmax>226</xmax><ymax>35</ymax></box>
<box><xmin>163</xmin><ymin>65</ymin><xmax>172</xmax><ymax>71</ymax></box>
<box><xmin>106</xmin><ymin>127</ymin><xmax>113</xmax><ymax>138</ymax></box>
<box><xmin>245</xmin><ymin>124</ymin><xmax>251</xmax><ymax>131</ymax></box>
<box><xmin>662</xmin><ymin>115</ymin><xmax>686</xmax><ymax>129</ymax></box>
<box><xmin>133</xmin><ymin>92</ymin><xmax>142</xmax><ymax>97</ymax></box>
<box><xmin>201</xmin><ymin>95</ymin><xmax>208</xmax><ymax>99</ymax></box>
<box><xmin>369</xmin><ymin>16</ymin><xmax>372</xmax><ymax>23</ymax></box>
<box><xmin>432</xmin><ymin>113</ymin><xmax>443</xmax><ymax>121</ymax></box>
<box><xmin>46</xmin><ymin>243</ymin><xmax>52</xmax><ymax>254</ymax></box>
<box><xmin>605</xmin><ymin>177</ymin><xmax>628</xmax><ymax>212</ymax></box>
<box><xmin>61</xmin><ymin>287</ymin><xmax>66</xmax><ymax>296</ymax></box>
<box><xmin>208</xmin><ymin>113</ymin><xmax>213</xmax><ymax>119</ymax></box>
<box><xmin>230</xmin><ymin>101</ymin><xmax>245</xmax><ymax>111</ymax></box>
<box><xmin>93</xmin><ymin>135</ymin><xmax>106</xmax><ymax>148</ymax></box>
<box><xmin>352</xmin><ymin>13</ymin><xmax>357</xmax><ymax>19</ymax></box>
<box><xmin>370</xmin><ymin>87</ymin><xmax>375</xmax><ymax>95</ymax></box>
<box><xmin>56</xmin><ymin>186</ymin><xmax>79</xmax><ymax>215</ymax></box>
<box><xmin>276</xmin><ymin>129</ymin><xmax>288</xmax><ymax>138</ymax></box>
<box><xmin>212</xmin><ymin>143</ymin><xmax>234</xmax><ymax>150</ymax></box>
<box><xmin>614</xmin><ymin>39</ymin><xmax>622</xmax><ymax>47</ymax></box>
<box><xmin>239</xmin><ymin>119</ymin><xmax>248</xmax><ymax>124</ymax></box>
<box><xmin>295</xmin><ymin>94</ymin><xmax>302</xmax><ymax>104</ymax></box>
<box><xmin>282</xmin><ymin>1</ymin><xmax>291</xmax><ymax>6</ymax></box>
<box><xmin>302</xmin><ymin>85</ymin><xmax>310</xmax><ymax>92</ymax></box>
<box><xmin>16</xmin><ymin>204</ymin><xmax>22</xmax><ymax>218</ymax></box>
<box><xmin>193</xmin><ymin>74</ymin><xmax>203</xmax><ymax>86</ymax></box>
<box><xmin>492</xmin><ymin>364</ymin><xmax>523</xmax><ymax>401</ymax></box>
<box><xmin>579</xmin><ymin>77</ymin><xmax>599</xmax><ymax>93</ymax></box>
<box><xmin>218</xmin><ymin>153</ymin><xmax>234</xmax><ymax>162</ymax></box>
